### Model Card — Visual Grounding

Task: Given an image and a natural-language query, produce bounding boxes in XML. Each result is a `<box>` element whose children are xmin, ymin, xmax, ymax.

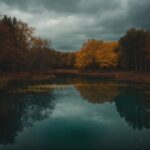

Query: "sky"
<box><xmin>0</xmin><ymin>0</ymin><xmax>150</xmax><ymax>51</ymax></box>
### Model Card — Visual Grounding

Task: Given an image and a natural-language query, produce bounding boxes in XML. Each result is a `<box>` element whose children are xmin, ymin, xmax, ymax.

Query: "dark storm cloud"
<box><xmin>0</xmin><ymin>0</ymin><xmax>150</xmax><ymax>51</ymax></box>
<box><xmin>128</xmin><ymin>0</ymin><xmax>150</xmax><ymax>29</ymax></box>
<box><xmin>2</xmin><ymin>0</ymin><xmax>119</xmax><ymax>14</ymax></box>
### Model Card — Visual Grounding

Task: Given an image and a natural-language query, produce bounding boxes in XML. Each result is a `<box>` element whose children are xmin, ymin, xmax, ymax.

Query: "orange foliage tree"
<box><xmin>95</xmin><ymin>42</ymin><xmax>119</xmax><ymax>69</ymax></box>
<box><xmin>75</xmin><ymin>39</ymin><xmax>119</xmax><ymax>70</ymax></box>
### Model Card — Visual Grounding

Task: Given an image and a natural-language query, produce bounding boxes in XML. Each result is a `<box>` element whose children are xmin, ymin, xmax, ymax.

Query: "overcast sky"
<box><xmin>0</xmin><ymin>0</ymin><xmax>150</xmax><ymax>51</ymax></box>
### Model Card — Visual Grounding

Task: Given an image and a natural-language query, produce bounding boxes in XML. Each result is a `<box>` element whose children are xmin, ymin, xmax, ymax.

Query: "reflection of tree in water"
<box><xmin>114</xmin><ymin>86</ymin><xmax>150</xmax><ymax>130</ymax></box>
<box><xmin>76</xmin><ymin>82</ymin><xmax>119</xmax><ymax>104</ymax></box>
<box><xmin>0</xmin><ymin>89</ymin><xmax>55</xmax><ymax>145</ymax></box>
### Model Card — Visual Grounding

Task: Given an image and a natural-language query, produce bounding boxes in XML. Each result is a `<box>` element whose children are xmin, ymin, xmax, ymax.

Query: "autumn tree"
<box><xmin>0</xmin><ymin>15</ymin><xmax>54</xmax><ymax>72</ymax></box>
<box><xmin>65</xmin><ymin>52</ymin><xmax>76</xmax><ymax>68</ymax></box>
<box><xmin>75</xmin><ymin>39</ymin><xmax>119</xmax><ymax>70</ymax></box>
<box><xmin>1</xmin><ymin>15</ymin><xmax>149</xmax><ymax>73</ymax></box>
<box><xmin>31</xmin><ymin>37</ymin><xmax>50</xmax><ymax>49</ymax></box>
<box><xmin>58</xmin><ymin>52</ymin><xmax>75</xmax><ymax>69</ymax></box>
<box><xmin>0</xmin><ymin>16</ymin><xmax>22</xmax><ymax>70</ymax></box>
<box><xmin>95</xmin><ymin>42</ymin><xmax>119</xmax><ymax>69</ymax></box>
<box><xmin>75</xmin><ymin>39</ymin><xmax>103</xmax><ymax>70</ymax></box>
<box><xmin>15</xmin><ymin>20</ymin><xmax>35</xmax><ymax>50</ymax></box>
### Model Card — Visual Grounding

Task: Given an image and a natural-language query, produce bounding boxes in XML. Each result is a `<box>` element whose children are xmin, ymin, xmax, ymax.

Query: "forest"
<box><xmin>0</xmin><ymin>15</ymin><xmax>150</xmax><ymax>73</ymax></box>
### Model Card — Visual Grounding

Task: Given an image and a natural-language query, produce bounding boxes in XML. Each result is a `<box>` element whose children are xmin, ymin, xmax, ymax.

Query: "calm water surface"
<box><xmin>0</xmin><ymin>77</ymin><xmax>150</xmax><ymax>150</ymax></box>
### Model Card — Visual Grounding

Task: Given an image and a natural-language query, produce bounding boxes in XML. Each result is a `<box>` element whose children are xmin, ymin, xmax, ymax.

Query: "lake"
<box><xmin>0</xmin><ymin>76</ymin><xmax>150</xmax><ymax>150</ymax></box>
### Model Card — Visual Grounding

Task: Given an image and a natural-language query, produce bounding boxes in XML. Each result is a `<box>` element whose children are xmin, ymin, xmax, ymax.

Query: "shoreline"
<box><xmin>0</xmin><ymin>70</ymin><xmax>150</xmax><ymax>84</ymax></box>
<box><xmin>51</xmin><ymin>70</ymin><xmax>150</xmax><ymax>83</ymax></box>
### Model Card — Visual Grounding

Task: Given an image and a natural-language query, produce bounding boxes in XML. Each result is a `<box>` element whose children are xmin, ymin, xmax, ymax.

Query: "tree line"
<box><xmin>0</xmin><ymin>15</ymin><xmax>75</xmax><ymax>72</ymax></box>
<box><xmin>0</xmin><ymin>15</ymin><xmax>150</xmax><ymax>72</ymax></box>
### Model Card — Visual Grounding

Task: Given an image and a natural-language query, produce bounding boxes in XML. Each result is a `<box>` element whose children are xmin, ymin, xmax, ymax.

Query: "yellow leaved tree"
<box><xmin>95</xmin><ymin>42</ymin><xmax>119</xmax><ymax>69</ymax></box>
<box><xmin>75</xmin><ymin>39</ymin><xmax>119</xmax><ymax>70</ymax></box>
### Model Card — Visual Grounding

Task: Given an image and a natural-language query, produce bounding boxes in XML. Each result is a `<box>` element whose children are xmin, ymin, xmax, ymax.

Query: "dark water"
<box><xmin>0</xmin><ymin>77</ymin><xmax>150</xmax><ymax>150</ymax></box>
